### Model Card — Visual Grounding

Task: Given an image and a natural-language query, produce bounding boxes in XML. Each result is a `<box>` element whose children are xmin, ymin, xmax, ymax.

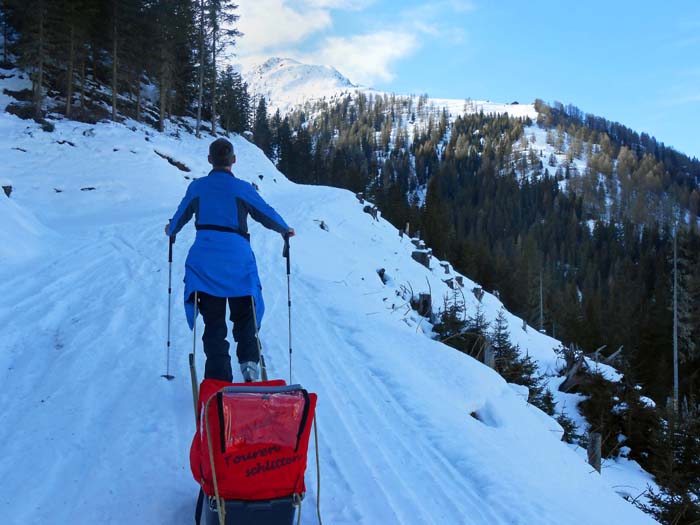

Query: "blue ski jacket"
<box><xmin>168</xmin><ymin>169</ymin><xmax>289</xmax><ymax>329</ymax></box>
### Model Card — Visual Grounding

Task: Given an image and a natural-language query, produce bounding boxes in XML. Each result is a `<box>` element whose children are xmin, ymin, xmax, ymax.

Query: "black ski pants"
<box><xmin>197</xmin><ymin>292</ymin><xmax>258</xmax><ymax>382</ymax></box>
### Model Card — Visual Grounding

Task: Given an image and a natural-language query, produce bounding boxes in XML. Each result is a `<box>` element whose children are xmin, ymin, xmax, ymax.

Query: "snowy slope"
<box><xmin>0</xmin><ymin>79</ymin><xmax>658</xmax><ymax>523</ymax></box>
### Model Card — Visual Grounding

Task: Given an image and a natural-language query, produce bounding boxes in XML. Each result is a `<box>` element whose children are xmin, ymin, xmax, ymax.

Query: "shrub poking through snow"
<box><xmin>490</xmin><ymin>308</ymin><xmax>555</xmax><ymax>415</ymax></box>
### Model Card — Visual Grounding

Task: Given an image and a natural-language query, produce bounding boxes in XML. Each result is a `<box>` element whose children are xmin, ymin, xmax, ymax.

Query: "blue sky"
<box><xmin>236</xmin><ymin>1</ymin><xmax>700</xmax><ymax>158</ymax></box>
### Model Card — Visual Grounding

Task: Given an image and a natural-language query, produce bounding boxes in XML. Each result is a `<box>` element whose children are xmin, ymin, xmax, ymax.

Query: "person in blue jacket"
<box><xmin>165</xmin><ymin>138</ymin><xmax>294</xmax><ymax>382</ymax></box>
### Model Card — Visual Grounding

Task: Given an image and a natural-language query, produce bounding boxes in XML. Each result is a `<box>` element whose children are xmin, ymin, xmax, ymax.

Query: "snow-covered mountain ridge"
<box><xmin>246</xmin><ymin>58</ymin><xmax>697</xmax><ymax>242</ymax></box>
<box><xmin>241</xmin><ymin>56</ymin><xmax>538</xmax><ymax>122</ymax></box>
<box><xmin>0</xmin><ymin>67</ymin><xmax>657</xmax><ymax>523</ymax></box>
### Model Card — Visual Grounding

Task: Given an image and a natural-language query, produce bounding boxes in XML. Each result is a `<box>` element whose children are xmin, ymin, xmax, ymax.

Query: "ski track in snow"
<box><xmin>0</xmin><ymin>97</ymin><xmax>658</xmax><ymax>524</ymax></box>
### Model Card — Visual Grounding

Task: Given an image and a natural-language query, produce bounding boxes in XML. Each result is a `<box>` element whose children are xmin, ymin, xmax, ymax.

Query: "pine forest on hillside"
<box><xmin>2</xmin><ymin>0</ymin><xmax>250</xmax><ymax>135</ymax></box>
<box><xmin>258</xmin><ymin>94</ymin><xmax>700</xmax><ymax>522</ymax></box>
<box><xmin>268</xmin><ymin>92</ymin><xmax>700</xmax><ymax>406</ymax></box>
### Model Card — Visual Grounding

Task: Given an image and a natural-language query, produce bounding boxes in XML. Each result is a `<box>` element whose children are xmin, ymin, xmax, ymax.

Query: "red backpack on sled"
<box><xmin>190</xmin><ymin>378</ymin><xmax>318</xmax><ymax>525</ymax></box>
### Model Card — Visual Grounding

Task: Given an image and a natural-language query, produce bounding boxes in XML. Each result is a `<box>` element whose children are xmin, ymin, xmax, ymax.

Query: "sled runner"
<box><xmin>190</xmin><ymin>378</ymin><xmax>318</xmax><ymax>525</ymax></box>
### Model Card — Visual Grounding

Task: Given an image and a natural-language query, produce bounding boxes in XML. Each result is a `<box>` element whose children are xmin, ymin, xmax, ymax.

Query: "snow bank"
<box><xmin>0</xmin><ymin>194</ymin><xmax>52</xmax><ymax>261</ymax></box>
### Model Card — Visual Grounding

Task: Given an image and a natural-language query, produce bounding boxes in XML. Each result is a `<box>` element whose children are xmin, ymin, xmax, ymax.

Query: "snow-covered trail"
<box><xmin>0</xmin><ymin>186</ymin><xmax>504</xmax><ymax>524</ymax></box>
<box><xmin>0</xmin><ymin>110</ymin><xmax>657</xmax><ymax>524</ymax></box>
<box><xmin>0</xmin><ymin>218</ymin><xmax>195</xmax><ymax>522</ymax></box>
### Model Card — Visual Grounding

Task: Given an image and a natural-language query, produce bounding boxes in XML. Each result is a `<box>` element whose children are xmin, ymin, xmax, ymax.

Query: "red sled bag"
<box><xmin>190</xmin><ymin>378</ymin><xmax>318</xmax><ymax>524</ymax></box>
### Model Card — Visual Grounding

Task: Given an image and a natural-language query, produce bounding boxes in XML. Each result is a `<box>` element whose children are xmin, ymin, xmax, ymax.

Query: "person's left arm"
<box><xmin>241</xmin><ymin>184</ymin><xmax>291</xmax><ymax>236</ymax></box>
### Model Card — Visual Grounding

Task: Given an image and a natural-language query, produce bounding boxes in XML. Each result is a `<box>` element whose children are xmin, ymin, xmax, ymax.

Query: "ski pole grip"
<box><xmin>169</xmin><ymin>234</ymin><xmax>174</xmax><ymax>263</ymax></box>
<box><xmin>283</xmin><ymin>235</ymin><xmax>291</xmax><ymax>274</ymax></box>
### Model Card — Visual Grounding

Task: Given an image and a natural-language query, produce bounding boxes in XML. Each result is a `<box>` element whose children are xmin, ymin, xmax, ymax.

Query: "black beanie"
<box><xmin>209</xmin><ymin>138</ymin><xmax>235</xmax><ymax>167</ymax></box>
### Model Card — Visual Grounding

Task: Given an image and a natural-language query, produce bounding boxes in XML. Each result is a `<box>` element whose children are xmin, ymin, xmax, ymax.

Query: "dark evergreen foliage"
<box><xmin>1</xmin><ymin>0</ymin><xmax>249</xmax><ymax>133</ymax></box>
<box><xmin>490</xmin><ymin>308</ymin><xmax>554</xmax><ymax>415</ymax></box>
<box><xmin>275</xmin><ymin>93</ymin><xmax>700</xmax><ymax>409</ymax></box>
<box><xmin>217</xmin><ymin>66</ymin><xmax>249</xmax><ymax>134</ymax></box>
<box><xmin>536</xmin><ymin>99</ymin><xmax>700</xmax><ymax>190</ymax></box>
<box><xmin>556</xmin><ymin>412</ymin><xmax>579</xmax><ymax>444</ymax></box>
<box><xmin>268</xmin><ymin>93</ymin><xmax>700</xmax><ymax>410</ymax></box>
<box><xmin>638</xmin><ymin>413</ymin><xmax>700</xmax><ymax>525</ymax></box>
<box><xmin>268</xmin><ymin>95</ymin><xmax>700</xmax><ymax>521</ymax></box>
<box><xmin>253</xmin><ymin>96</ymin><xmax>273</xmax><ymax>157</ymax></box>
<box><xmin>432</xmin><ymin>291</ymin><xmax>470</xmax><ymax>354</ymax></box>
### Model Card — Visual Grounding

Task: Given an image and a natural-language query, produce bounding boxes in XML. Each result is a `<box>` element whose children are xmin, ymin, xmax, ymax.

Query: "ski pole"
<box><xmin>162</xmin><ymin>235</ymin><xmax>175</xmax><ymax>380</ymax></box>
<box><xmin>251</xmin><ymin>295</ymin><xmax>268</xmax><ymax>382</ymax></box>
<box><xmin>283</xmin><ymin>234</ymin><xmax>292</xmax><ymax>383</ymax></box>
<box><xmin>189</xmin><ymin>291</ymin><xmax>199</xmax><ymax>424</ymax></box>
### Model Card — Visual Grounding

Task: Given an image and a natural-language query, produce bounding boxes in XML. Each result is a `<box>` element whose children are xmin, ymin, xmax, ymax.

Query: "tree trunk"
<box><xmin>196</xmin><ymin>0</ymin><xmax>205</xmax><ymax>137</ymax></box>
<box><xmin>159</xmin><ymin>45</ymin><xmax>167</xmax><ymax>132</ymax></box>
<box><xmin>112</xmin><ymin>1</ymin><xmax>118</xmax><ymax>122</ymax></box>
<box><xmin>2</xmin><ymin>6</ymin><xmax>8</xmax><ymax>63</ymax></box>
<box><xmin>128</xmin><ymin>70</ymin><xmax>134</xmax><ymax>116</ymax></box>
<box><xmin>210</xmin><ymin>30</ymin><xmax>217</xmax><ymax>134</ymax></box>
<box><xmin>136</xmin><ymin>71</ymin><xmax>141</xmax><ymax>122</ymax></box>
<box><xmin>35</xmin><ymin>1</ymin><xmax>45</xmax><ymax>119</ymax></box>
<box><xmin>159</xmin><ymin>72</ymin><xmax>166</xmax><ymax>132</ymax></box>
<box><xmin>90</xmin><ymin>39</ymin><xmax>98</xmax><ymax>102</ymax></box>
<box><xmin>673</xmin><ymin>230</ymin><xmax>679</xmax><ymax>414</ymax></box>
<box><xmin>66</xmin><ymin>25</ymin><xmax>75</xmax><ymax>118</ymax></box>
<box><xmin>80</xmin><ymin>57</ymin><xmax>86</xmax><ymax>109</ymax></box>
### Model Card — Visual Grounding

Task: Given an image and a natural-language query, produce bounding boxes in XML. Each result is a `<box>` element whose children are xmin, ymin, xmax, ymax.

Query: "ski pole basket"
<box><xmin>190</xmin><ymin>379</ymin><xmax>318</xmax><ymax>525</ymax></box>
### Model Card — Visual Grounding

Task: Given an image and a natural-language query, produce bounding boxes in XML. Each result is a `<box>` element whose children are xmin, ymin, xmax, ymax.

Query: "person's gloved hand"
<box><xmin>164</xmin><ymin>222</ymin><xmax>175</xmax><ymax>242</ymax></box>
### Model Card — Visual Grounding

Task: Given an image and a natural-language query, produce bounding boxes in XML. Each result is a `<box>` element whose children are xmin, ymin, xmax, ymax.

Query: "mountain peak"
<box><xmin>242</xmin><ymin>56</ymin><xmax>359</xmax><ymax>114</ymax></box>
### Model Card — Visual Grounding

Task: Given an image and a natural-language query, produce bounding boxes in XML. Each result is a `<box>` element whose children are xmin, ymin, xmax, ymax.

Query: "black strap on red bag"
<box><xmin>194</xmin><ymin>488</ymin><xmax>205</xmax><ymax>525</ymax></box>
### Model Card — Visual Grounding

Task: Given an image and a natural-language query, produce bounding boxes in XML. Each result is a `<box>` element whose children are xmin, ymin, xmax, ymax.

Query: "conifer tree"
<box><xmin>489</xmin><ymin>308</ymin><xmax>554</xmax><ymax>414</ymax></box>
<box><xmin>195</xmin><ymin>0</ymin><xmax>205</xmax><ymax>136</ymax></box>
<box><xmin>217</xmin><ymin>66</ymin><xmax>249</xmax><ymax>134</ymax></box>
<box><xmin>7</xmin><ymin>0</ymin><xmax>48</xmax><ymax>117</ymax></box>
<box><xmin>641</xmin><ymin>412</ymin><xmax>700</xmax><ymax>525</ymax></box>
<box><xmin>291</xmin><ymin>126</ymin><xmax>312</xmax><ymax>183</ymax></box>
<box><xmin>490</xmin><ymin>308</ymin><xmax>519</xmax><ymax>374</ymax></box>
<box><xmin>270</xmin><ymin>109</ymin><xmax>282</xmax><ymax>159</ymax></box>
<box><xmin>253</xmin><ymin>96</ymin><xmax>272</xmax><ymax>158</ymax></box>
<box><xmin>53</xmin><ymin>0</ymin><xmax>86</xmax><ymax>118</ymax></box>
<box><xmin>276</xmin><ymin>117</ymin><xmax>293</xmax><ymax>175</ymax></box>
<box><xmin>2</xmin><ymin>1</ymin><xmax>8</xmax><ymax>64</ymax></box>
<box><xmin>676</xmin><ymin>230</ymin><xmax>700</xmax><ymax>368</ymax></box>
<box><xmin>207</xmin><ymin>0</ymin><xmax>240</xmax><ymax>133</ymax></box>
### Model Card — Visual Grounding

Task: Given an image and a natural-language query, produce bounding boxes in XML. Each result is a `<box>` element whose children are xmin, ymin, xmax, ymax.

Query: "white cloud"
<box><xmin>412</xmin><ymin>20</ymin><xmax>467</xmax><ymax>45</ymax></box>
<box><xmin>449</xmin><ymin>0</ymin><xmax>476</xmax><ymax>13</ymax></box>
<box><xmin>401</xmin><ymin>1</ymin><xmax>471</xmax><ymax>45</ymax></box>
<box><xmin>303</xmin><ymin>0</ymin><xmax>375</xmax><ymax>9</ymax></box>
<box><xmin>236</xmin><ymin>0</ymin><xmax>332</xmax><ymax>56</ymax></box>
<box><xmin>404</xmin><ymin>0</ymin><xmax>475</xmax><ymax>18</ymax></box>
<box><xmin>304</xmin><ymin>31</ymin><xmax>420</xmax><ymax>86</ymax></box>
<box><xmin>234</xmin><ymin>0</ymin><xmax>470</xmax><ymax>86</ymax></box>
<box><xmin>235</xmin><ymin>0</ymin><xmax>377</xmax><ymax>57</ymax></box>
